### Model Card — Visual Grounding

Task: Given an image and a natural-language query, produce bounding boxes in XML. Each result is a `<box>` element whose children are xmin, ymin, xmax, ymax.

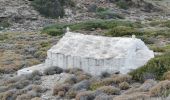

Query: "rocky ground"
<box><xmin>1</xmin><ymin>68</ymin><xmax>170</xmax><ymax>100</ymax></box>
<box><xmin>0</xmin><ymin>0</ymin><xmax>170</xmax><ymax>100</ymax></box>
<box><xmin>0</xmin><ymin>0</ymin><xmax>170</xmax><ymax>32</ymax></box>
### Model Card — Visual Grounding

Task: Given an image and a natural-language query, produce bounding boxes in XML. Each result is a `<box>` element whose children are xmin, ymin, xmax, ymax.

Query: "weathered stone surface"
<box><xmin>18</xmin><ymin>32</ymin><xmax>154</xmax><ymax>76</ymax></box>
<box><xmin>45</xmin><ymin>32</ymin><xmax>154</xmax><ymax>75</ymax></box>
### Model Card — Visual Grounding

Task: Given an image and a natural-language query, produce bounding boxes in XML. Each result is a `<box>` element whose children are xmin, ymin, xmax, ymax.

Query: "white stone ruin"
<box><xmin>17</xmin><ymin>31</ymin><xmax>154</xmax><ymax>76</ymax></box>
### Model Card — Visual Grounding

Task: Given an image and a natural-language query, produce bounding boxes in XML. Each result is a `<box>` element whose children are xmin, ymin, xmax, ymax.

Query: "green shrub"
<box><xmin>96</xmin><ymin>10</ymin><xmax>125</xmax><ymax>19</ymax></box>
<box><xmin>150</xmin><ymin>46</ymin><xmax>166</xmax><ymax>52</ymax></box>
<box><xmin>0</xmin><ymin>34</ymin><xmax>8</xmax><ymax>41</ymax></box>
<box><xmin>43</xmin><ymin>66</ymin><xmax>63</xmax><ymax>75</ymax></box>
<box><xmin>149</xmin><ymin>20</ymin><xmax>163</xmax><ymax>27</ymax></box>
<box><xmin>31</xmin><ymin>0</ymin><xmax>74</xmax><ymax>18</ymax></box>
<box><xmin>116</xmin><ymin>1</ymin><xmax>129</xmax><ymax>9</ymax></box>
<box><xmin>96</xmin><ymin>7</ymin><xmax>108</xmax><ymax>12</ymax></box>
<box><xmin>163</xmin><ymin>20</ymin><xmax>170</xmax><ymax>28</ymax></box>
<box><xmin>129</xmin><ymin>52</ymin><xmax>170</xmax><ymax>82</ymax></box>
<box><xmin>139</xmin><ymin>36</ymin><xmax>155</xmax><ymax>44</ymax></box>
<box><xmin>40</xmin><ymin>41</ymin><xmax>50</xmax><ymax>47</ymax></box>
<box><xmin>42</xmin><ymin>28</ymin><xmax>63</xmax><ymax>36</ymax></box>
<box><xmin>106</xmin><ymin>26</ymin><xmax>144</xmax><ymax>37</ymax></box>
<box><xmin>0</xmin><ymin>19</ymin><xmax>11</xmax><ymax>30</ymax></box>
<box><xmin>42</xmin><ymin>20</ymin><xmax>142</xmax><ymax>36</ymax></box>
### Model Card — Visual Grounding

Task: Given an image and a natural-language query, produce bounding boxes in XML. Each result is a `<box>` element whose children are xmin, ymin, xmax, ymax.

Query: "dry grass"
<box><xmin>53</xmin><ymin>83</ymin><xmax>71</xmax><ymax>96</ymax></box>
<box><xmin>75</xmin><ymin>91</ymin><xmax>95</xmax><ymax>100</ymax></box>
<box><xmin>113</xmin><ymin>74</ymin><xmax>132</xmax><ymax>84</ymax></box>
<box><xmin>119</xmin><ymin>82</ymin><xmax>130</xmax><ymax>90</ymax></box>
<box><xmin>76</xmin><ymin>73</ymin><xmax>91</xmax><ymax>82</ymax></box>
<box><xmin>90</xmin><ymin>74</ymin><xmax>132</xmax><ymax>90</ymax></box>
<box><xmin>0</xmin><ymin>32</ymin><xmax>56</xmax><ymax>74</ymax></box>
<box><xmin>66</xmin><ymin>90</ymin><xmax>78</xmax><ymax>99</ymax></box>
<box><xmin>97</xmin><ymin>86</ymin><xmax>120</xmax><ymax>95</ymax></box>
<box><xmin>64</xmin><ymin>76</ymin><xmax>78</xmax><ymax>84</ymax></box>
<box><xmin>90</xmin><ymin>78</ymin><xmax>115</xmax><ymax>90</ymax></box>
<box><xmin>149</xmin><ymin>80</ymin><xmax>170</xmax><ymax>97</ymax></box>
<box><xmin>163</xmin><ymin>71</ymin><xmax>170</xmax><ymax>80</ymax></box>
<box><xmin>0</xmin><ymin>90</ymin><xmax>14</xmax><ymax>100</ymax></box>
<box><xmin>114</xmin><ymin>92</ymin><xmax>150</xmax><ymax>100</ymax></box>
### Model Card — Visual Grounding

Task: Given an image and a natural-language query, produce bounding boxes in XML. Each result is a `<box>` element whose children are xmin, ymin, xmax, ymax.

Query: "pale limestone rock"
<box><xmin>45</xmin><ymin>32</ymin><xmax>154</xmax><ymax>75</ymax></box>
<box><xmin>17</xmin><ymin>32</ymin><xmax>154</xmax><ymax>76</ymax></box>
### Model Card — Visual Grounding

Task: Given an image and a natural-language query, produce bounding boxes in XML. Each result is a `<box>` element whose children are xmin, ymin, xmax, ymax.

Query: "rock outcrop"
<box><xmin>45</xmin><ymin>32</ymin><xmax>154</xmax><ymax>75</ymax></box>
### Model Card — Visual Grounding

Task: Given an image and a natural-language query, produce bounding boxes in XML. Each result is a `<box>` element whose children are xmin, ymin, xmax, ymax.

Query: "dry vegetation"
<box><xmin>0</xmin><ymin>0</ymin><xmax>170</xmax><ymax>99</ymax></box>
<box><xmin>0</xmin><ymin>32</ymin><xmax>60</xmax><ymax>73</ymax></box>
<box><xmin>0</xmin><ymin>71</ymin><xmax>47</xmax><ymax>100</ymax></box>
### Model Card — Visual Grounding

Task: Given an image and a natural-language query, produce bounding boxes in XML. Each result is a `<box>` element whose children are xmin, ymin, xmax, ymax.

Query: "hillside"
<box><xmin>0</xmin><ymin>0</ymin><xmax>169</xmax><ymax>32</ymax></box>
<box><xmin>0</xmin><ymin>0</ymin><xmax>170</xmax><ymax>100</ymax></box>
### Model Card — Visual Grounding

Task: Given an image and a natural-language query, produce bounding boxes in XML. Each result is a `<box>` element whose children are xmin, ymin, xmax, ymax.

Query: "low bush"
<box><xmin>129</xmin><ymin>52</ymin><xmax>170</xmax><ymax>82</ymax></box>
<box><xmin>116</xmin><ymin>0</ymin><xmax>129</xmax><ymax>9</ymax></box>
<box><xmin>96</xmin><ymin>10</ymin><xmax>124</xmax><ymax>19</ymax></box>
<box><xmin>106</xmin><ymin>26</ymin><xmax>144</xmax><ymax>37</ymax></box>
<box><xmin>75</xmin><ymin>91</ymin><xmax>95</xmax><ymax>100</ymax></box>
<box><xmin>31</xmin><ymin>85</ymin><xmax>46</xmax><ymax>93</ymax></box>
<box><xmin>0</xmin><ymin>86</ymin><xmax>8</xmax><ymax>93</ymax></box>
<box><xmin>163</xmin><ymin>20</ymin><xmax>170</xmax><ymax>28</ymax></box>
<box><xmin>96</xmin><ymin>7</ymin><xmax>108</xmax><ymax>12</ymax></box>
<box><xmin>0</xmin><ymin>19</ymin><xmax>11</xmax><ymax>29</ymax></box>
<box><xmin>15</xmin><ymin>80</ymin><xmax>30</xmax><ymax>89</ymax></box>
<box><xmin>0</xmin><ymin>90</ymin><xmax>16</xmax><ymax>100</ymax></box>
<box><xmin>77</xmin><ymin>73</ymin><xmax>91</xmax><ymax>82</ymax></box>
<box><xmin>114</xmin><ymin>92</ymin><xmax>150</xmax><ymax>100</ymax></box>
<box><xmin>16</xmin><ymin>91</ymin><xmax>39</xmax><ymax>100</ymax></box>
<box><xmin>150</xmin><ymin>46</ymin><xmax>166</xmax><ymax>52</ymax></box>
<box><xmin>163</xmin><ymin>71</ymin><xmax>170</xmax><ymax>80</ymax></box>
<box><xmin>97</xmin><ymin>86</ymin><xmax>120</xmax><ymax>95</ymax></box>
<box><xmin>119</xmin><ymin>82</ymin><xmax>130</xmax><ymax>90</ymax></box>
<box><xmin>138</xmin><ymin>79</ymin><xmax>157</xmax><ymax>92</ymax></box>
<box><xmin>65</xmin><ymin>68</ymin><xmax>83</xmax><ymax>74</ymax></box>
<box><xmin>53</xmin><ymin>83</ymin><xmax>71</xmax><ymax>96</ymax></box>
<box><xmin>138</xmin><ymin>36</ymin><xmax>155</xmax><ymax>44</ymax></box>
<box><xmin>87</xmin><ymin>4</ymin><xmax>97</xmax><ymax>12</ymax></box>
<box><xmin>64</xmin><ymin>75</ymin><xmax>78</xmax><ymax>84</ymax></box>
<box><xmin>44</xmin><ymin>66</ymin><xmax>63</xmax><ymax>75</ymax></box>
<box><xmin>90</xmin><ymin>78</ymin><xmax>116</xmax><ymax>90</ymax></box>
<box><xmin>149</xmin><ymin>80</ymin><xmax>170</xmax><ymax>97</ymax></box>
<box><xmin>42</xmin><ymin>20</ymin><xmax>142</xmax><ymax>36</ymax></box>
<box><xmin>31</xmin><ymin>0</ymin><xmax>74</xmax><ymax>18</ymax></box>
<box><xmin>42</xmin><ymin>28</ymin><xmax>63</xmax><ymax>36</ymax></box>
<box><xmin>113</xmin><ymin>74</ymin><xmax>132</xmax><ymax>84</ymax></box>
<box><xmin>40</xmin><ymin>41</ymin><xmax>50</xmax><ymax>48</ymax></box>
<box><xmin>0</xmin><ymin>72</ymin><xmax>45</xmax><ymax>100</ymax></box>
<box><xmin>94</xmin><ymin>93</ymin><xmax>114</xmax><ymax>100</ymax></box>
<box><xmin>0</xmin><ymin>34</ymin><xmax>8</xmax><ymax>41</ymax></box>
<box><xmin>66</xmin><ymin>89</ymin><xmax>77</xmax><ymax>99</ymax></box>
